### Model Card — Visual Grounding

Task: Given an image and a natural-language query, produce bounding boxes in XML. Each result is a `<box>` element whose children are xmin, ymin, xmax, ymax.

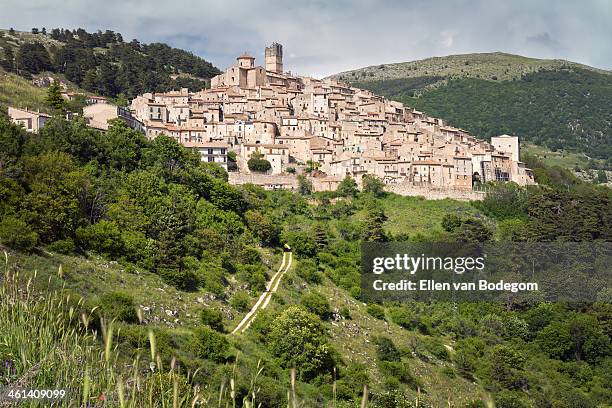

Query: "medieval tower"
<box><xmin>265</xmin><ymin>42</ymin><xmax>283</xmax><ymax>73</ymax></box>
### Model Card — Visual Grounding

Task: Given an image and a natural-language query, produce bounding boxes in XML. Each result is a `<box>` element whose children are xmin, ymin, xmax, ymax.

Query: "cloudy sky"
<box><xmin>1</xmin><ymin>0</ymin><xmax>611</xmax><ymax>77</ymax></box>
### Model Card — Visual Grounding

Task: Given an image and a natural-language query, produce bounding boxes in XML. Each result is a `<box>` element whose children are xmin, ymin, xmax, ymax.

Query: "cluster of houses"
<box><xmin>8</xmin><ymin>43</ymin><xmax>535</xmax><ymax>191</ymax></box>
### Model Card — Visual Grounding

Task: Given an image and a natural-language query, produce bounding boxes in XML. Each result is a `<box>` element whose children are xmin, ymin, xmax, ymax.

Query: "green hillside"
<box><xmin>0</xmin><ymin>27</ymin><xmax>221</xmax><ymax>98</ymax></box>
<box><xmin>332</xmin><ymin>52</ymin><xmax>610</xmax><ymax>85</ymax></box>
<box><xmin>0</xmin><ymin>67</ymin><xmax>47</xmax><ymax>110</ymax></box>
<box><xmin>335</xmin><ymin>53</ymin><xmax>612</xmax><ymax>165</ymax></box>
<box><xmin>1</xmin><ymin>111</ymin><xmax>611</xmax><ymax>407</ymax></box>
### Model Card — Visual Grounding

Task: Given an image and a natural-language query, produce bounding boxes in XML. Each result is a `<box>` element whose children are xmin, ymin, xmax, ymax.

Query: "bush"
<box><xmin>494</xmin><ymin>391</ymin><xmax>530</xmax><ymax>408</ymax></box>
<box><xmin>98</xmin><ymin>292</ymin><xmax>138</xmax><ymax>323</ymax></box>
<box><xmin>374</xmin><ymin>336</ymin><xmax>401</xmax><ymax>362</ymax></box>
<box><xmin>295</xmin><ymin>259</ymin><xmax>323</xmax><ymax>284</ymax></box>
<box><xmin>422</xmin><ymin>337</ymin><xmax>449</xmax><ymax>361</ymax></box>
<box><xmin>0</xmin><ymin>216</ymin><xmax>38</xmax><ymax>251</ymax></box>
<box><xmin>388</xmin><ymin>307</ymin><xmax>418</xmax><ymax>330</ymax></box>
<box><xmin>192</xmin><ymin>327</ymin><xmax>229</xmax><ymax>362</ymax></box>
<box><xmin>158</xmin><ymin>268</ymin><xmax>198</xmax><ymax>291</ymax></box>
<box><xmin>46</xmin><ymin>238</ymin><xmax>76</xmax><ymax>254</ymax></box>
<box><xmin>300</xmin><ymin>292</ymin><xmax>331</xmax><ymax>319</ymax></box>
<box><xmin>230</xmin><ymin>291</ymin><xmax>250</xmax><ymax>312</ymax></box>
<box><xmin>267</xmin><ymin>306</ymin><xmax>334</xmax><ymax>380</ymax></box>
<box><xmin>281</xmin><ymin>230</ymin><xmax>317</xmax><ymax>257</ymax></box>
<box><xmin>200</xmin><ymin>308</ymin><xmax>224</xmax><ymax>332</ymax></box>
<box><xmin>247</xmin><ymin>152</ymin><xmax>272</xmax><ymax>173</ymax></box>
<box><xmin>367</xmin><ymin>304</ymin><xmax>386</xmax><ymax>320</ymax></box>
<box><xmin>76</xmin><ymin>220</ymin><xmax>122</xmax><ymax>257</ymax></box>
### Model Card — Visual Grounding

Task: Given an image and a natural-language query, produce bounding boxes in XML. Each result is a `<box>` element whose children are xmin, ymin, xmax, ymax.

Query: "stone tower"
<box><xmin>265</xmin><ymin>42</ymin><xmax>283</xmax><ymax>73</ymax></box>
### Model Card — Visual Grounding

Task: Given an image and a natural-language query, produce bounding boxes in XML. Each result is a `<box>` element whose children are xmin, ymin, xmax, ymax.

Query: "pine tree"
<box><xmin>45</xmin><ymin>82</ymin><xmax>65</xmax><ymax>113</ymax></box>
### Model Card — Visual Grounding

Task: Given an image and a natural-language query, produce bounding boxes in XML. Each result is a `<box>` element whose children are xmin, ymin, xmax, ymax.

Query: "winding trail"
<box><xmin>231</xmin><ymin>251</ymin><xmax>293</xmax><ymax>334</ymax></box>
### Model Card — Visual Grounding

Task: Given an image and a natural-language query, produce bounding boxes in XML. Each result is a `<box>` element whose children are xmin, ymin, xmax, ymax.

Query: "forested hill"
<box><xmin>333</xmin><ymin>53</ymin><xmax>612</xmax><ymax>165</ymax></box>
<box><xmin>0</xmin><ymin>27</ymin><xmax>221</xmax><ymax>98</ymax></box>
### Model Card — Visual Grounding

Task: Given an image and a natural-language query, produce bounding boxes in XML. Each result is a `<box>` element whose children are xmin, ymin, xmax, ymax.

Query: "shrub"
<box><xmin>388</xmin><ymin>307</ymin><xmax>418</xmax><ymax>330</ymax></box>
<box><xmin>422</xmin><ymin>337</ymin><xmax>449</xmax><ymax>361</ymax></box>
<box><xmin>192</xmin><ymin>327</ymin><xmax>229</xmax><ymax>362</ymax></box>
<box><xmin>247</xmin><ymin>152</ymin><xmax>272</xmax><ymax>173</ymax></box>
<box><xmin>98</xmin><ymin>292</ymin><xmax>138</xmax><ymax>323</ymax></box>
<box><xmin>367</xmin><ymin>304</ymin><xmax>386</xmax><ymax>320</ymax></box>
<box><xmin>494</xmin><ymin>391</ymin><xmax>530</xmax><ymax>408</ymax></box>
<box><xmin>76</xmin><ymin>220</ymin><xmax>122</xmax><ymax>257</ymax></box>
<box><xmin>200</xmin><ymin>308</ymin><xmax>224</xmax><ymax>332</ymax></box>
<box><xmin>295</xmin><ymin>259</ymin><xmax>323</xmax><ymax>284</ymax></box>
<box><xmin>281</xmin><ymin>230</ymin><xmax>317</xmax><ymax>257</ymax></box>
<box><xmin>373</xmin><ymin>336</ymin><xmax>401</xmax><ymax>362</ymax></box>
<box><xmin>267</xmin><ymin>306</ymin><xmax>334</xmax><ymax>380</ymax></box>
<box><xmin>46</xmin><ymin>238</ymin><xmax>76</xmax><ymax>254</ymax></box>
<box><xmin>158</xmin><ymin>268</ymin><xmax>198</xmax><ymax>291</ymax></box>
<box><xmin>230</xmin><ymin>291</ymin><xmax>250</xmax><ymax>312</ymax></box>
<box><xmin>300</xmin><ymin>292</ymin><xmax>331</xmax><ymax>319</ymax></box>
<box><xmin>0</xmin><ymin>216</ymin><xmax>38</xmax><ymax>251</ymax></box>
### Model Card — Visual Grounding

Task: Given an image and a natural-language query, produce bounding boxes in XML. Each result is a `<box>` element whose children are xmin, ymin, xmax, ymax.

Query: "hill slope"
<box><xmin>331</xmin><ymin>53</ymin><xmax>612</xmax><ymax>164</ymax></box>
<box><xmin>0</xmin><ymin>28</ymin><xmax>221</xmax><ymax>98</ymax></box>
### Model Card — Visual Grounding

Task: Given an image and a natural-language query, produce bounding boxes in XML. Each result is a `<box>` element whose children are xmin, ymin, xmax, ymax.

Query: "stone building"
<box><xmin>128</xmin><ymin>42</ymin><xmax>535</xmax><ymax>190</ymax></box>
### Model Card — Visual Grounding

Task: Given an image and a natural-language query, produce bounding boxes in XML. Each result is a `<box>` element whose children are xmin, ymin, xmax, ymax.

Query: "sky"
<box><xmin>1</xmin><ymin>0</ymin><xmax>611</xmax><ymax>78</ymax></box>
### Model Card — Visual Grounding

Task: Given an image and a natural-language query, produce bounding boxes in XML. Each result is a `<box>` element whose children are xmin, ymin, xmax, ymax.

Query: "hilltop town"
<box><xmin>9</xmin><ymin>43</ymin><xmax>535</xmax><ymax>196</ymax></box>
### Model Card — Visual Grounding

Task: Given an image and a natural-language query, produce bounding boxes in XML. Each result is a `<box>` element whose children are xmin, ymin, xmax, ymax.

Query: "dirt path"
<box><xmin>231</xmin><ymin>251</ymin><xmax>293</xmax><ymax>334</ymax></box>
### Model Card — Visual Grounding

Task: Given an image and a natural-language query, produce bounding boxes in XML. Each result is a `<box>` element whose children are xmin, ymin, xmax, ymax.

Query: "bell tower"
<box><xmin>265</xmin><ymin>42</ymin><xmax>283</xmax><ymax>73</ymax></box>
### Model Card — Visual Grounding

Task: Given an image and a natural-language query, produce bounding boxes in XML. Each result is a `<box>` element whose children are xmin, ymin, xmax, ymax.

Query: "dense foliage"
<box><xmin>0</xmin><ymin>111</ymin><xmax>610</xmax><ymax>406</ymax></box>
<box><xmin>356</xmin><ymin>68</ymin><xmax>612</xmax><ymax>164</ymax></box>
<box><xmin>1</xmin><ymin>28</ymin><xmax>221</xmax><ymax>98</ymax></box>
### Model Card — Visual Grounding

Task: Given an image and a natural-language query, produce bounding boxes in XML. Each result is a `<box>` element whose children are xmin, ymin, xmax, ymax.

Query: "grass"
<box><xmin>0</xmin><ymin>251</ymin><xmax>205</xmax><ymax>407</ymax></box>
<box><xmin>521</xmin><ymin>143</ymin><xmax>604</xmax><ymax>170</ymax></box>
<box><xmin>8</xmin><ymin>248</ymin><xmax>281</xmax><ymax>333</ymax></box>
<box><xmin>0</xmin><ymin>68</ymin><xmax>47</xmax><ymax>111</ymax></box>
<box><xmin>378</xmin><ymin>194</ymin><xmax>480</xmax><ymax>237</ymax></box>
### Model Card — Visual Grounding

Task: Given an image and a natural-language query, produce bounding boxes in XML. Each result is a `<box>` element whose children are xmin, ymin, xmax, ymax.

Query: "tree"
<box><xmin>363</xmin><ymin>205</ymin><xmax>387</xmax><ymax>242</ymax></box>
<box><xmin>305</xmin><ymin>160</ymin><xmax>320</xmax><ymax>173</ymax></box>
<box><xmin>245</xmin><ymin>210</ymin><xmax>279</xmax><ymax>246</ymax></box>
<box><xmin>0</xmin><ymin>215</ymin><xmax>39</xmax><ymax>251</ymax></box>
<box><xmin>313</xmin><ymin>224</ymin><xmax>328</xmax><ymax>251</ymax></box>
<box><xmin>336</xmin><ymin>176</ymin><xmax>358</xmax><ymax>197</ymax></box>
<box><xmin>362</xmin><ymin>174</ymin><xmax>385</xmax><ymax>196</ymax></box>
<box><xmin>300</xmin><ymin>292</ymin><xmax>331</xmax><ymax>319</ymax></box>
<box><xmin>595</xmin><ymin>170</ymin><xmax>608</xmax><ymax>184</ymax></box>
<box><xmin>193</xmin><ymin>327</ymin><xmax>229</xmax><ymax>362</ymax></box>
<box><xmin>200</xmin><ymin>308</ymin><xmax>224</xmax><ymax>332</ymax></box>
<box><xmin>45</xmin><ymin>82</ymin><xmax>66</xmax><ymax>113</ymax></box>
<box><xmin>16</xmin><ymin>42</ymin><xmax>52</xmax><ymax>74</ymax></box>
<box><xmin>373</xmin><ymin>336</ymin><xmax>401</xmax><ymax>362</ymax></box>
<box><xmin>267</xmin><ymin>306</ymin><xmax>334</xmax><ymax>380</ymax></box>
<box><xmin>247</xmin><ymin>151</ymin><xmax>272</xmax><ymax>173</ymax></box>
<box><xmin>297</xmin><ymin>175</ymin><xmax>313</xmax><ymax>195</ymax></box>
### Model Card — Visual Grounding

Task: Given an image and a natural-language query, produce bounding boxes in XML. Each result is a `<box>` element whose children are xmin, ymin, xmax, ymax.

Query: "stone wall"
<box><xmin>228</xmin><ymin>172</ymin><xmax>298</xmax><ymax>190</ymax></box>
<box><xmin>228</xmin><ymin>173</ymin><xmax>487</xmax><ymax>201</ymax></box>
<box><xmin>384</xmin><ymin>182</ymin><xmax>486</xmax><ymax>201</ymax></box>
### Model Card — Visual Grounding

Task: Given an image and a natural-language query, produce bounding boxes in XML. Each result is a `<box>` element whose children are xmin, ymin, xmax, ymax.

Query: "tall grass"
<box><xmin>0</xmin><ymin>253</ymin><xmax>230</xmax><ymax>407</ymax></box>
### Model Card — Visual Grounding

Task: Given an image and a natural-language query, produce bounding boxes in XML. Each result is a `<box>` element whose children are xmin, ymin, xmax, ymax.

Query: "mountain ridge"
<box><xmin>328</xmin><ymin>52</ymin><xmax>611</xmax><ymax>84</ymax></box>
